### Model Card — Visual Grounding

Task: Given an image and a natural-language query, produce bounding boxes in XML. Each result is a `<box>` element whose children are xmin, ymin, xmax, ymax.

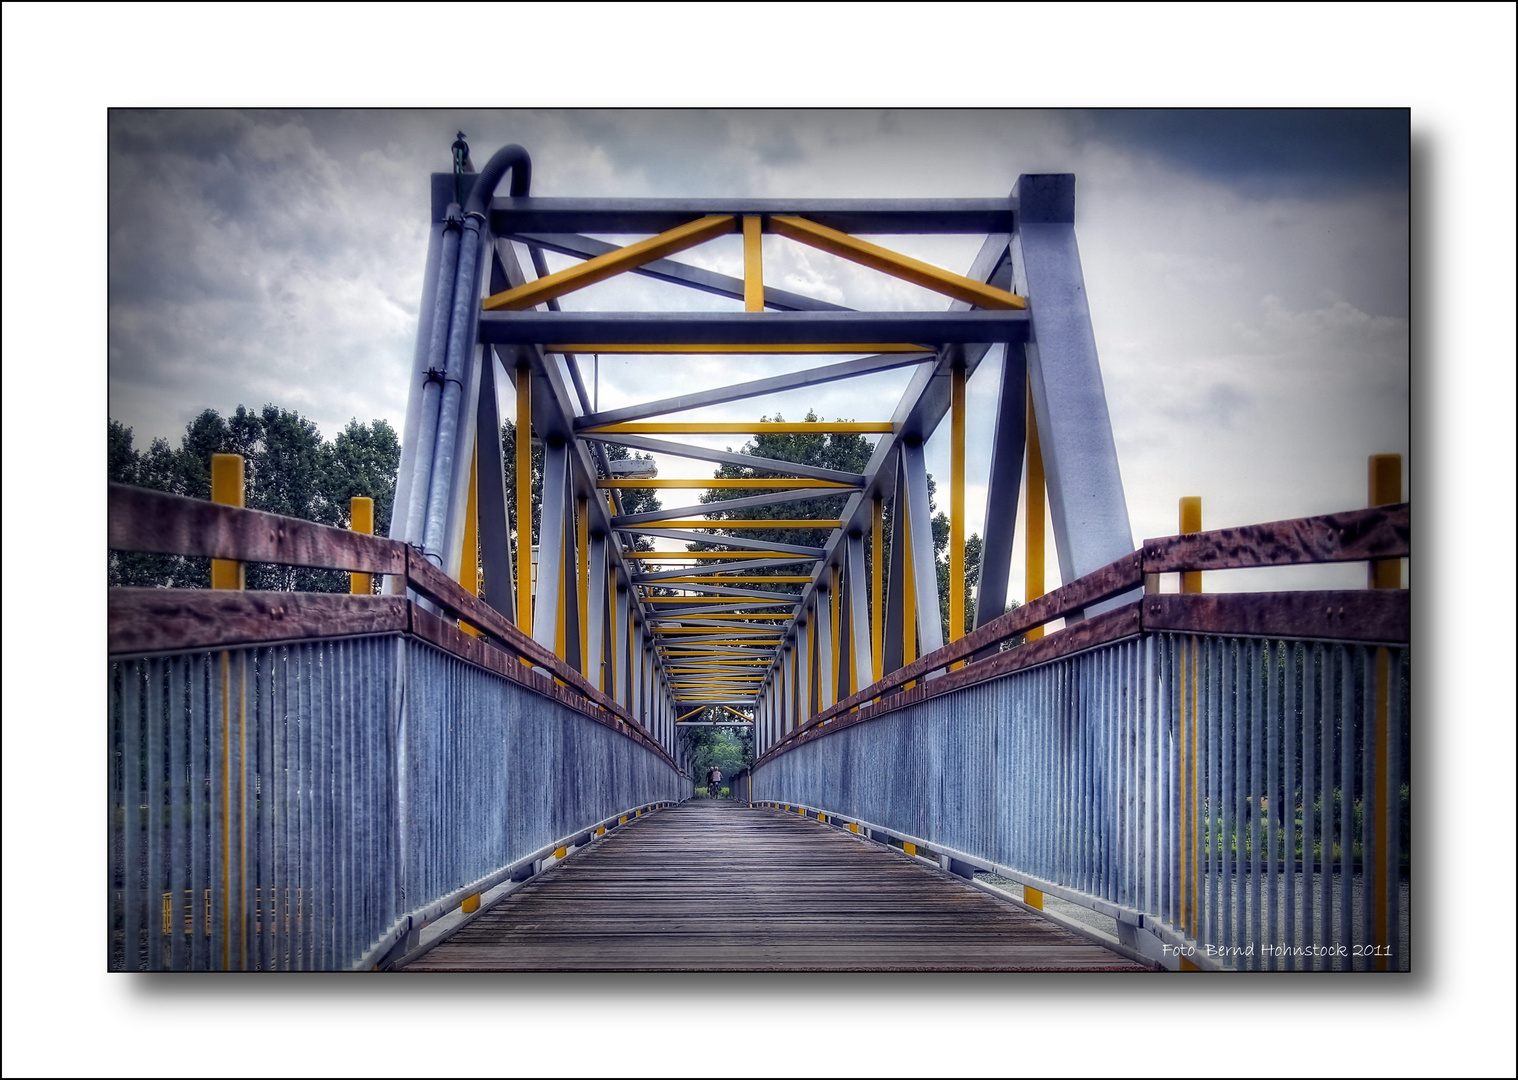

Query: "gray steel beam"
<box><xmin>613</xmin><ymin>584</ymin><xmax>629</xmax><ymax>706</ymax></box>
<box><xmin>1014</xmin><ymin>175</ymin><xmax>1135</xmax><ymax>600</ymax></box>
<box><xmin>972</xmin><ymin>344</ymin><xmax>1026</xmax><ymax>638</ymax></box>
<box><xmin>816</xmin><ymin>587</ymin><xmax>834</xmax><ymax>710</ymax></box>
<box><xmin>847</xmin><ymin>532</ymin><xmax>874</xmax><ymax>689</ymax></box>
<box><xmin>647</xmin><ymin>604</ymin><xmax>793</xmax><ymax>618</ymax></box>
<box><xmin>882</xmin><ymin>453</ymin><xmax>909</xmax><ymax>675</ymax></box>
<box><xmin>476</xmin><ymin>351</ymin><xmax>518</xmax><ymax>620</ymax></box>
<box><xmin>637</xmin><ymin>582</ymin><xmax>801</xmax><ymax>602</ymax></box>
<box><xmin>580</xmin><ymin>432</ymin><xmax>865</xmax><ymax>486</ymax></box>
<box><xmin>612</xmin><ymin>486</ymin><xmax>858</xmax><ymax>526</ymax></box>
<box><xmin>490</xmin><ymin>196</ymin><xmax>1016</xmax><ymax>235</ymax></box>
<box><xmin>576</xmin><ymin>351</ymin><xmax>933</xmax><ymax>429</ymax></box>
<box><xmin>532</xmin><ymin>441</ymin><xmax>569</xmax><ymax>649</ymax></box>
<box><xmin>901</xmin><ymin>441</ymin><xmax>945</xmax><ymax>661</ymax></box>
<box><xmin>480</xmin><ymin>310</ymin><xmax>1030</xmax><ymax>347</ymax></box>
<box><xmin>510</xmin><ymin>233</ymin><xmax>852</xmax><ymax>312</ymax></box>
<box><xmin>587</xmin><ymin>533</ymin><xmax>607</xmax><ymax>692</ymax></box>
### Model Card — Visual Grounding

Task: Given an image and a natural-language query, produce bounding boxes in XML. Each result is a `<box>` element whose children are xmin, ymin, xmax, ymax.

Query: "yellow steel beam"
<box><xmin>653</xmin><ymin>576</ymin><xmax>813</xmax><ymax>583</ymax></box>
<box><xmin>769</xmin><ymin>215</ymin><xmax>1027</xmax><ymax>310</ymax></box>
<box><xmin>483</xmin><ymin>215</ymin><xmax>735</xmax><ymax>311</ymax></box>
<box><xmin>650</xmin><ymin>613</ymin><xmax>792</xmax><ymax>621</ymax></box>
<box><xmin>719</xmin><ymin>705</ymin><xmax>754</xmax><ymax>722</ymax></box>
<box><xmin>460</xmin><ymin>445</ymin><xmax>482</xmax><ymax>637</ymax></box>
<box><xmin>1025</xmin><ymin>385</ymin><xmax>1046</xmax><ymax>642</ymax></box>
<box><xmin>547</xmin><ymin>343</ymin><xmax>927</xmax><ymax>355</ymax></box>
<box><xmin>676</xmin><ymin>707</ymin><xmax>708</xmax><ymax>722</ymax></box>
<box><xmin>635</xmin><ymin>519</ymin><xmax>842</xmax><ymax>529</ymax></box>
<box><xmin>585</xmin><ymin>422</ymin><xmax>891</xmax><ymax>435</ymax></box>
<box><xmin>629</xmin><ymin>551</ymin><xmax>816</xmax><ymax>559</ymax></box>
<box><xmin>743</xmin><ymin>215</ymin><xmax>764</xmax><ymax>312</ymax></box>
<box><xmin>641</xmin><ymin>596</ymin><xmax>794</xmax><ymax>604</ymax></box>
<box><xmin>949</xmin><ymin>365</ymin><xmax>966</xmax><ymax>666</ymax></box>
<box><xmin>871</xmin><ymin>496</ymin><xmax>884</xmax><ymax>686</ymax></box>
<box><xmin>349</xmin><ymin>495</ymin><xmax>374</xmax><ymax>595</ymax></box>
<box><xmin>601</xmin><ymin>479</ymin><xmax>852</xmax><ymax>490</ymax></box>
<box><xmin>515</xmin><ymin>366</ymin><xmax>533</xmax><ymax>631</ymax></box>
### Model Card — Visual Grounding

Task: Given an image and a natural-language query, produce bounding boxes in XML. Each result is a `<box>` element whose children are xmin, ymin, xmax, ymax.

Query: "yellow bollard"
<box><xmin>461</xmin><ymin>893</ymin><xmax>480</xmax><ymax>914</ymax></box>
<box><xmin>1023</xmin><ymin>886</ymin><xmax>1043</xmax><ymax>910</ymax></box>
<box><xmin>210</xmin><ymin>454</ymin><xmax>245</xmax><ymax>590</ymax></box>
<box><xmin>1369</xmin><ymin>453</ymin><xmax>1401</xmax><ymax>970</ymax></box>
<box><xmin>349</xmin><ymin>496</ymin><xmax>374</xmax><ymax>594</ymax></box>
<box><xmin>1178</xmin><ymin>497</ymin><xmax>1201</xmax><ymax>934</ymax></box>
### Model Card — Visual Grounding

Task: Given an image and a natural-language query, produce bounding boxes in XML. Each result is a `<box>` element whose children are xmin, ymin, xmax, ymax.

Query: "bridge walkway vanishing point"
<box><xmin>402</xmin><ymin>802</ymin><xmax>1148</xmax><ymax>971</ymax></box>
<box><xmin>107</xmin><ymin>143</ymin><xmax>1412</xmax><ymax>973</ymax></box>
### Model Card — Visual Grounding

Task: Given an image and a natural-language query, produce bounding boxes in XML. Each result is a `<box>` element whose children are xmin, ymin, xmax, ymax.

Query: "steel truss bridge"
<box><xmin>109</xmin><ymin>143</ymin><xmax>1411</xmax><ymax>972</ymax></box>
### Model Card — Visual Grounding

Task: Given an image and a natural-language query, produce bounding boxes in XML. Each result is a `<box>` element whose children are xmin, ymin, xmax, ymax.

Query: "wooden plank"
<box><xmin>1141</xmin><ymin>503</ymin><xmax>1409</xmax><ymax>573</ymax></box>
<box><xmin>402</xmin><ymin>803</ymin><xmax>1150</xmax><ymax>973</ymax></box>
<box><xmin>108</xmin><ymin>484</ymin><xmax>406</xmax><ymax>574</ymax></box>
<box><xmin>108</xmin><ymin>589</ymin><xmax>409</xmax><ymax>656</ymax></box>
<box><xmin>1142</xmin><ymin>590</ymin><xmax>1409</xmax><ymax>645</ymax></box>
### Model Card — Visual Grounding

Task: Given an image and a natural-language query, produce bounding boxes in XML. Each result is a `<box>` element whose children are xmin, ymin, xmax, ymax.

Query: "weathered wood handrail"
<box><xmin>106</xmin><ymin>482</ymin><xmax>670</xmax><ymax>762</ymax></box>
<box><xmin>760</xmin><ymin>501</ymin><xmax>1411</xmax><ymax>766</ymax></box>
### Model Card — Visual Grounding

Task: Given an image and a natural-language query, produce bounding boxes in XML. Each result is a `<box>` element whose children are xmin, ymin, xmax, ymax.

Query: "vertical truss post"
<box><xmin>1014</xmin><ymin>174</ymin><xmax>1135</xmax><ymax>598</ymax></box>
<box><xmin>883</xmin><ymin>460</ymin><xmax>909</xmax><ymax>675</ymax></box>
<box><xmin>1369</xmin><ymin>452</ymin><xmax>1401</xmax><ymax>970</ymax></box>
<box><xmin>477</xmin><ymin>352</ymin><xmax>517</xmax><ymax>620</ymax></box>
<box><xmin>514</xmin><ymin>362</ymin><xmax>534</xmax><ymax>630</ymax></box>
<box><xmin>613</xmin><ymin>581</ymin><xmax>629</xmax><ymax>707</ymax></box>
<box><xmin>459</xmin><ymin>445</ymin><xmax>482</xmax><ymax>637</ymax></box>
<box><xmin>577</xmin><ymin>498</ymin><xmax>591</xmax><ymax>673</ymax></box>
<box><xmin>949</xmin><ymin>361</ymin><xmax>966</xmax><ymax>663</ymax></box>
<box><xmin>533</xmin><ymin>440</ymin><xmax>569</xmax><ymax>652</ymax></box>
<box><xmin>871</xmin><ymin>497</ymin><xmax>884</xmax><ymax>683</ymax></box>
<box><xmin>848</xmin><ymin>533</ymin><xmax>874</xmax><ymax>692</ymax></box>
<box><xmin>210</xmin><ymin>454</ymin><xmax>245</xmax><ymax>590</ymax></box>
<box><xmin>798</xmin><ymin>623</ymin><xmax>812</xmax><ymax>725</ymax></box>
<box><xmin>1025</xmin><ymin>385</ymin><xmax>1046</xmax><ymax>641</ymax></box>
<box><xmin>743</xmin><ymin>215</ymin><xmax>764</xmax><ymax>312</ymax></box>
<box><xmin>587</xmin><ymin>533</ymin><xmax>607</xmax><ymax>691</ymax></box>
<box><xmin>830</xmin><ymin>565</ymin><xmax>843</xmax><ymax>702</ymax></box>
<box><xmin>902</xmin><ymin>441</ymin><xmax>945</xmax><ymax>661</ymax></box>
<box><xmin>971</xmin><ymin>344</ymin><xmax>1025</xmax><ymax>652</ymax></box>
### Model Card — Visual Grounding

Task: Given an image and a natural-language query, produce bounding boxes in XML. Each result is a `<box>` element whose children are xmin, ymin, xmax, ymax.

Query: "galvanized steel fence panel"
<box><xmin>753</xmin><ymin>633</ymin><xmax>1409</xmax><ymax>971</ymax></box>
<box><xmin>109</xmin><ymin>634</ymin><xmax>682</xmax><ymax>971</ymax></box>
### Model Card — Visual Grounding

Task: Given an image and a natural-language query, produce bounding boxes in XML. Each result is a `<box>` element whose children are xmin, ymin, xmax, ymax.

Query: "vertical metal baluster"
<box><xmin>168</xmin><ymin>657</ymin><xmax>190</xmax><ymax>970</ymax></box>
<box><xmin>1319</xmin><ymin>645</ymin><xmax>1334</xmax><ymax>969</ymax></box>
<box><xmin>1302</xmin><ymin>645</ymin><xmax>1317</xmax><ymax>969</ymax></box>
<box><xmin>1207</xmin><ymin>637</ymin><xmax>1222</xmax><ymax>955</ymax></box>
<box><xmin>1360</xmin><ymin>644</ymin><xmax>1377</xmax><ymax>974</ymax></box>
<box><xmin>1284</xmin><ymin>642</ymin><xmax>1299</xmax><ymax>971</ymax></box>
<box><xmin>1250</xmin><ymin>637</ymin><xmax>1262</xmax><ymax>978</ymax></box>
<box><xmin>1265</xmin><ymin>641</ymin><xmax>1280</xmax><ymax>969</ymax></box>
<box><xmin>144</xmin><ymin>659</ymin><xmax>165</xmax><ymax>971</ymax></box>
<box><xmin>1338</xmin><ymin>645</ymin><xmax>1355</xmax><ymax>970</ymax></box>
<box><xmin>1220</xmin><ymin>639</ymin><xmax>1234</xmax><ymax>959</ymax></box>
<box><xmin>1387</xmin><ymin>649</ymin><xmax>1405</xmax><ymax>972</ymax></box>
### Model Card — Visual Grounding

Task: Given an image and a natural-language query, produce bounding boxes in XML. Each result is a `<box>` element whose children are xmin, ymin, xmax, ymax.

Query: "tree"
<box><xmin>679</xmin><ymin>713</ymin><xmax>754</xmax><ymax>781</ymax></box>
<box><xmin>689</xmin><ymin>411</ymin><xmax>982</xmax><ymax>637</ymax></box>
<box><xmin>108</xmin><ymin>408</ymin><xmax>400</xmax><ymax>590</ymax></box>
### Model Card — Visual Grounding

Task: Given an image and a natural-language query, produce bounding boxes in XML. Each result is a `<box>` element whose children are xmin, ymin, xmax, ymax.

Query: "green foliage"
<box><xmin>108</xmin><ymin>408</ymin><xmax>400</xmax><ymax>590</ymax></box>
<box><xmin>680</xmin><ymin>710</ymin><xmax>754</xmax><ymax>778</ymax></box>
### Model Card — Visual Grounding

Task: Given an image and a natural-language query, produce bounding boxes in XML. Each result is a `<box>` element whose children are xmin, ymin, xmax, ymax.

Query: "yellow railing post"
<box><xmin>1178</xmin><ymin>497</ymin><xmax>1201</xmax><ymax>937</ymax></box>
<box><xmin>210</xmin><ymin>453</ymin><xmax>245</xmax><ymax>969</ymax></box>
<box><xmin>949</xmin><ymin>363</ymin><xmax>966</xmax><ymax>669</ymax></box>
<box><xmin>1024</xmin><ymin>389</ymin><xmax>1045</xmax><ymax>640</ymax></box>
<box><xmin>210</xmin><ymin>454</ymin><xmax>245</xmax><ymax>590</ymax></box>
<box><xmin>1369</xmin><ymin>453</ymin><xmax>1401</xmax><ymax>970</ymax></box>
<box><xmin>349</xmin><ymin>496</ymin><xmax>374</xmax><ymax>594</ymax></box>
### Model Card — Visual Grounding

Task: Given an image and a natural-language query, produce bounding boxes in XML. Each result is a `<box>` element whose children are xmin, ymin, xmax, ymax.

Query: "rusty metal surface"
<box><xmin>1141</xmin><ymin>503</ymin><xmax>1408</xmax><ymax>573</ymax></box>
<box><xmin>108</xmin><ymin>484</ymin><xmax>406</xmax><ymax>574</ymax></box>
<box><xmin>1142</xmin><ymin>591</ymin><xmax>1409</xmax><ymax>645</ymax></box>
<box><xmin>109</xmin><ymin>589</ymin><xmax>410</xmax><ymax>656</ymax></box>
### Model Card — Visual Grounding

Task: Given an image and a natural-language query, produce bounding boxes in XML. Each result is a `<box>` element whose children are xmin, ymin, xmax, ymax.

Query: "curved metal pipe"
<box><xmin>400</xmin><ymin>209</ymin><xmax>462</xmax><ymax>548</ymax></box>
<box><xmin>421</xmin><ymin>145</ymin><xmax>533</xmax><ymax>565</ymax></box>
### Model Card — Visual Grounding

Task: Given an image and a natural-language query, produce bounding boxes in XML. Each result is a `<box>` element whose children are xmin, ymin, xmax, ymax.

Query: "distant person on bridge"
<box><xmin>708</xmin><ymin>768</ymin><xmax>723</xmax><ymax>798</ymax></box>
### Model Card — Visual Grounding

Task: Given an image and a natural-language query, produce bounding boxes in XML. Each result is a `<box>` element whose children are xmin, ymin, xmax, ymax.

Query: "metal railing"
<box><xmin>108</xmin><ymin>485</ymin><xmax>687</xmax><ymax>970</ymax></box>
<box><xmin>751</xmin><ymin>503</ymin><xmax>1409</xmax><ymax>971</ymax></box>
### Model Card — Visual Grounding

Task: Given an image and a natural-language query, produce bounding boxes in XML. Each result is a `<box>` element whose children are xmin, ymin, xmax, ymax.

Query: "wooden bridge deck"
<box><xmin>402</xmin><ymin>802</ymin><xmax>1150</xmax><ymax>972</ymax></box>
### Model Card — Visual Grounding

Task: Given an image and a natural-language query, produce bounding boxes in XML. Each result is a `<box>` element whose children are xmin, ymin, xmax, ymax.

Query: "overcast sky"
<box><xmin>108</xmin><ymin>107</ymin><xmax>1408</xmax><ymax>593</ymax></box>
